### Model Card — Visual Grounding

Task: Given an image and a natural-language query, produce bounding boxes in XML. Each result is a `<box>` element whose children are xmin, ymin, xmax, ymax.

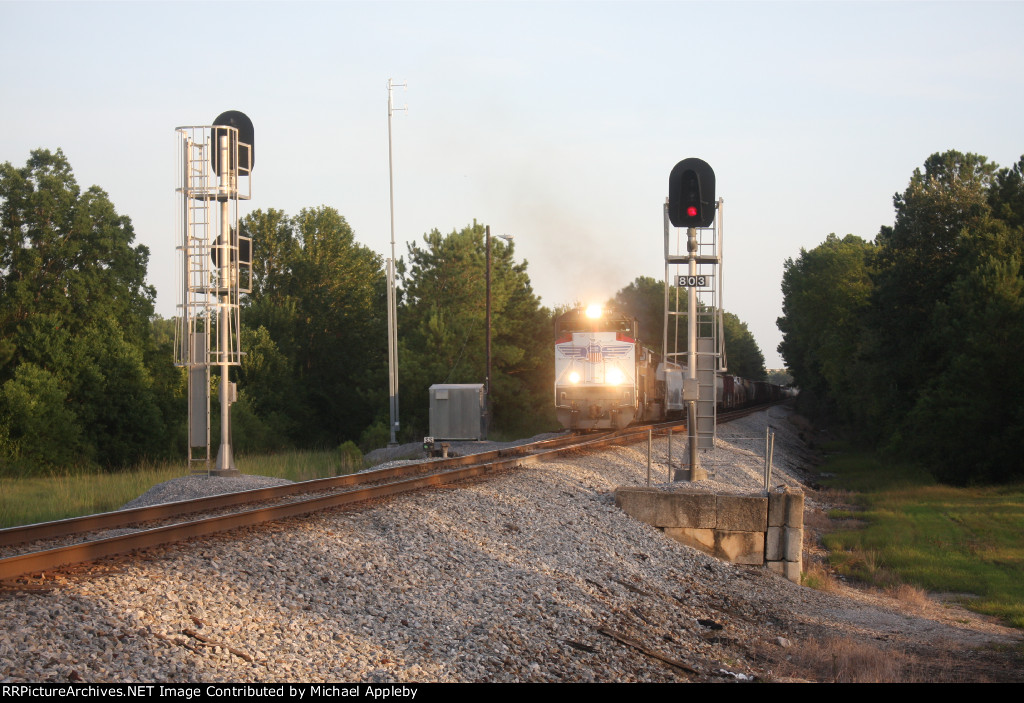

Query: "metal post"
<box><xmin>485</xmin><ymin>225</ymin><xmax>491</xmax><ymax>440</ymax></box>
<box><xmin>214</xmin><ymin>133</ymin><xmax>237</xmax><ymax>476</ymax></box>
<box><xmin>386</xmin><ymin>257</ymin><xmax>398</xmax><ymax>444</ymax></box>
<box><xmin>662</xmin><ymin>201</ymin><xmax>670</xmax><ymax>363</ymax></box>
<box><xmin>764</xmin><ymin>426</ymin><xmax>770</xmax><ymax>489</ymax></box>
<box><xmin>386</xmin><ymin>79</ymin><xmax>406</xmax><ymax>446</ymax></box>
<box><xmin>667</xmin><ymin>428</ymin><xmax>672</xmax><ymax>482</ymax></box>
<box><xmin>687</xmin><ymin>227</ymin><xmax>699</xmax><ymax>479</ymax></box>
<box><xmin>647</xmin><ymin>428</ymin><xmax>652</xmax><ymax>487</ymax></box>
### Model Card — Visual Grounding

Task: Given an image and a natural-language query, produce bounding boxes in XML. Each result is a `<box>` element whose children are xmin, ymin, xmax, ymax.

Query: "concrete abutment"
<box><xmin>614</xmin><ymin>485</ymin><xmax>804</xmax><ymax>583</ymax></box>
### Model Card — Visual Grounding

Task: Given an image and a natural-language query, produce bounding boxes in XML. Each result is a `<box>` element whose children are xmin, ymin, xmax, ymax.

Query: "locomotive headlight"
<box><xmin>568</xmin><ymin>371</ymin><xmax>581</xmax><ymax>384</ymax></box>
<box><xmin>606</xmin><ymin>367</ymin><xmax>625</xmax><ymax>385</ymax></box>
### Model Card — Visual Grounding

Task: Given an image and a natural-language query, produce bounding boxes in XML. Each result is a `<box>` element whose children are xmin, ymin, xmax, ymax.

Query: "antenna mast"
<box><xmin>387</xmin><ymin>79</ymin><xmax>407</xmax><ymax>446</ymax></box>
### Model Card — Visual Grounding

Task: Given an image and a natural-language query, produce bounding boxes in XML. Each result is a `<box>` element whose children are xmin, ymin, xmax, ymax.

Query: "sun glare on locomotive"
<box><xmin>585</xmin><ymin>304</ymin><xmax>603</xmax><ymax>319</ymax></box>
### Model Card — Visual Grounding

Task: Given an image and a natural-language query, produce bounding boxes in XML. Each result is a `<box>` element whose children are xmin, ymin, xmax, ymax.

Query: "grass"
<box><xmin>0</xmin><ymin>447</ymin><xmax>359</xmax><ymax>529</ymax></box>
<box><xmin>814</xmin><ymin>446</ymin><xmax>1024</xmax><ymax>628</ymax></box>
<box><xmin>800</xmin><ymin>561</ymin><xmax>840</xmax><ymax>592</ymax></box>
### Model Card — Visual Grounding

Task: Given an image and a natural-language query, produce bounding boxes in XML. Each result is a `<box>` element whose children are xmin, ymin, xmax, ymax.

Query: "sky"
<box><xmin>2</xmin><ymin>1</ymin><xmax>1022</xmax><ymax>369</ymax></box>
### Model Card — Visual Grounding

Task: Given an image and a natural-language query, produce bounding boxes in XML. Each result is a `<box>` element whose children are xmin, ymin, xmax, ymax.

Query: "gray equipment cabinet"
<box><xmin>429</xmin><ymin>384</ymin><xmax>485</xmax><ymax>440</ymax></box>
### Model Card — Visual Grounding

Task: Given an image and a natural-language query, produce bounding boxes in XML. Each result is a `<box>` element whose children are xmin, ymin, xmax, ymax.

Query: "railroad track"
<box><xmin>0</xmin><ymin>404</ymin><xmax>779</xmax><ymax>583</ymax></box>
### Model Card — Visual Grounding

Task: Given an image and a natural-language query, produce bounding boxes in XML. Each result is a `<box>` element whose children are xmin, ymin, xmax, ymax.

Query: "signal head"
<box><xmin>211</xmin><ymin>110</ymin><xmax>254</xmax><ymax>175</ymax></box>
<box><xmin>668</xmin><ymin>158</ymin><xmax>716</xmax><ymax>228</ymax></box>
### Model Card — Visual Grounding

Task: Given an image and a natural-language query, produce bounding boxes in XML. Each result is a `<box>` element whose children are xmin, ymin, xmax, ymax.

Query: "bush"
<box><xmin>337</xmin><ymin>440</ymin><xmax>364</xmax><ymax>473</ymax></box>
<box><xmin>231</xmin><ymin>394</ymin><xmax>292</xmax><ymax>454</ymax></box>
<box><xmin>0</xmin><ymin>363</ymin><xmax>90</xmax><ymax>474</ymax></box>
<box><xmin>358</xmin><ymin>421</ymin><xmax>391</xmax><ymax>453</ymax></box>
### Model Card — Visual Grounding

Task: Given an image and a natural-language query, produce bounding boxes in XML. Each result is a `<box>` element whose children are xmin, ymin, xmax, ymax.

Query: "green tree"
<box><xmin>0</xmin><ymin>362</ymin><xmax>86</xmax><ymax>471</ymax></box>
<box><xmin>777</xmin><ymin>233</ymin><xmax>875</xmax><ymax>423</ymax></box>
<box><xmin>0</xmin><ymin>150</ymin><xmax>155</xmax><ymax>349</ymax></box>
<box><xmin>609</xmin><ymin>276</ymin><xmax>666</xmax><ymax>352</ymax></box>
<box><xmin>886</xmin><ymin>153</ymin><xmax>1024</xmax><ymax>481</ymax></box>
<box><xmin>989</xmin><ymin>155</ymin><xmax>1024</xmax><ymax>230</ymax></box>
<box><xmin>398</xmin><ymin>223</ymin><xmax>552</xmax><ymax>437</ymax></box>
<box><xmin>0</xmin><ymin>150</ymin><xmax>176</xmax><ymax>473</ymax></box>
<box><xmin>240</xmin><ymin>207</ymin><xmax>387</xmax><ymax>448</ymax></box>
<box><xmin>722</xmin><ymin>312</ymin><xmax>766</xmax><ymax>381</ymax></box>
<box><xmin>765</xmin><ymin>369</ymin><xmax>793</xmax><ymax>386</ymax></box>
<box><xmin>902</xmin><ymin>255</ymin><xmax>1024</xmax><ymax>483</ymax></box>
<box><xmin>777</xmin><ymin>150</ymin><xmax>1024</xmax><ymax>484</ymax></box>
<box><xmin>872</xmin><ymin>151</ymin><xmax>998</xmax><ymax>424</ymax></box>
<box><xmin>233</xmin><ymin>324</ymin><xmax>295</xmax><ymax>453</ymax></box>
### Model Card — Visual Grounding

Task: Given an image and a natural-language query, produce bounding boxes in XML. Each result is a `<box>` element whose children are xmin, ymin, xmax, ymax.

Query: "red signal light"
<box><xmin>686</xmin><ymin>206</ymin><xmax>698</xmax><ymax>218</ymax></box>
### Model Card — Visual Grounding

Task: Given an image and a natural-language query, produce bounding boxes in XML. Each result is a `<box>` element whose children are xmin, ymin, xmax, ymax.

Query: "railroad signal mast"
<box><xmin>174</xmin><ymin>111</ymin><xmax>254</xmax><ymax>476</ymax></box>
<box><xmin>665</xmin><ymin>157</ymin><xmax>724</xmax><ymax>481</ymax></box>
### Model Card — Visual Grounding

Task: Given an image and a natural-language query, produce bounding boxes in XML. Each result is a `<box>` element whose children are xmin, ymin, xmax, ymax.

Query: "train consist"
<box><xmin>554</xmin><ymin>305</ymin><xmax>790</xmax><ymax>431</ymax></box>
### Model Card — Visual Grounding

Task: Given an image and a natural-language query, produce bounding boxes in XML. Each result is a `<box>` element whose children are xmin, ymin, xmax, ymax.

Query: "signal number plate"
<box><xmin>676</xmin><ymin>275</ymin><xmax>712</xmax><ymax>289</ymax></box>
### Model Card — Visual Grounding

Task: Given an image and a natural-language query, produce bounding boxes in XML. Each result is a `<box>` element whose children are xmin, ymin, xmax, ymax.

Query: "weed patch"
<box><xmin>781</xmin><ymin>637</ymin><xmax>910</xmax><ymax>682</ymax></box>
<box><xmin>801</xmin><ymin>561</ymin><xmax>840</xmax><ymax>592</ymax></box>
<box><xmin>813</xmin><ymin>451</ymin><xmax>1024</xmax><ymax>629</ymax></box>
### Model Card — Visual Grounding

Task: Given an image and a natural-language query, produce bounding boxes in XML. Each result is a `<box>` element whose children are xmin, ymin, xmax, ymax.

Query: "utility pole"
<box><xmin>486</xmin><ymin>226</ymin><xmax>491</xmax><ymax>440</ymax></box>
<box><xmin>386</xmin><ymin>78</ymin><xmax>407</xmax><ymax>446</ymax></box>
<box><xmin>484</xmin><ymin>226</ymin><xmax>513</xmax><ymax>440</ymax></box>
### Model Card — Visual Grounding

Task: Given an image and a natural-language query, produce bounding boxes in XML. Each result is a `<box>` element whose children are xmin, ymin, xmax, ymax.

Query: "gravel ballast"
<box><xmin>121</xmin><ymin>475</ymin><xmax>296</xmax><ymax>510</ymax></box>
<box><xmin>1</xmin><ymin>407</ymin><xmax>1019</xmax><ymax>682</ymax></box>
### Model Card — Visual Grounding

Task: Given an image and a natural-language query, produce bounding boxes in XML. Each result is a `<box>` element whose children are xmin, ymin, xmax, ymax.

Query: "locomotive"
<box><xmin>554</xmin><ymin>305</ymin><xmax>790</xmax><ymax>431</ymax></box>
<box><xmin>554</xmin><ymin>305</ymin><xmax>669</xmax><ymax>430</ymax></box>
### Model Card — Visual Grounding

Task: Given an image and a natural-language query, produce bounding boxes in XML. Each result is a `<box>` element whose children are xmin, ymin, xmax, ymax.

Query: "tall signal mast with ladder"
<box><xmin>174</xmin><ymin>111</ymin><xmax>254</xmax><ymax>476</ymax></box>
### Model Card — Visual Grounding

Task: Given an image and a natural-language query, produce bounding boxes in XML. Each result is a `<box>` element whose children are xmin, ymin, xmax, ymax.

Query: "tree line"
<box><xmin>0</xmin><ymin>149</ymin><xmax>769</xmax><ymax>475</ymax></box>
<box><xmin>777</xmin><ymin>150</ymin><xmax>1024</xmax><ymax>484</ymax></box>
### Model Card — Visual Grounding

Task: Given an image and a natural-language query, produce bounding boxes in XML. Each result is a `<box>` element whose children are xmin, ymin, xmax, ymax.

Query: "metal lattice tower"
<box><xmin>174</xmin><ymin>118</ymin><xmax>253</xmax><ymax>476</ymax></box>
<box><xmin>662</xmin><ymin>197</ymin><xmax>725</xmax><ymax>451</ymax></box>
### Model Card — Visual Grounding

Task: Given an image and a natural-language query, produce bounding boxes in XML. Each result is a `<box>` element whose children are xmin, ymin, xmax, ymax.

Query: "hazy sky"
<box><xmin>3</xmin><ymin>1</ymin><xmax>1022</xmax><ymax>368</ymax></box>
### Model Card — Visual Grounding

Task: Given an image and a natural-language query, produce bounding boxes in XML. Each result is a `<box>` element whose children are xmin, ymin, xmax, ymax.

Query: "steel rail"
<box><xmin>0</xmin><ymin>402</ymin><xmax>783</xmax><ymax>582</ymax></box>
<box><xmin>0</xmin><ymin>452</ymin><xmax>536</xmax><ymax>581</ymax></box>
<box><xmin>0</xmin><ymin>431</ymin><xmax>608</xmax><ymax>549</ymax></box>
<box><xmin>0</xmin><ymin>430</ymin><xmax>625</xmax><ymax>581</ymax></box>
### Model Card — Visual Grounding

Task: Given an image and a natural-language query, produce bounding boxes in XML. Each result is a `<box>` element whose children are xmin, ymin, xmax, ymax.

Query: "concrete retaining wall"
<box><xmin>614</xmin><ymin>486</ymin><xmax>804</xmax><ymax>583</ymax></box>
